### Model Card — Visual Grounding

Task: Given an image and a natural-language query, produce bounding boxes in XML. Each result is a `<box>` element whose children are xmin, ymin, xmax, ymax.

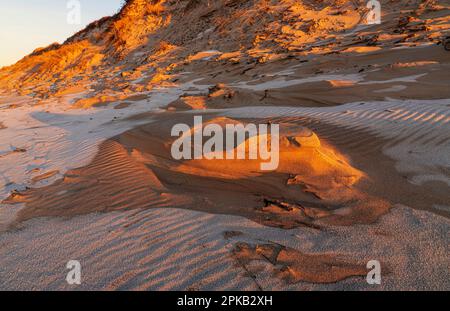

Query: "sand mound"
<box><xmin>4</xmin><ymin>114</ymin><xmax>390</xmax><ymax>229</ymax></box>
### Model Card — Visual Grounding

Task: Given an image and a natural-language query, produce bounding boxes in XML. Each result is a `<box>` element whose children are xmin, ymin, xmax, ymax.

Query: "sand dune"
<box><xmin>5</xmin><ymin>114</ymin><xmax>390</xmax><ymax>230</ymax></box>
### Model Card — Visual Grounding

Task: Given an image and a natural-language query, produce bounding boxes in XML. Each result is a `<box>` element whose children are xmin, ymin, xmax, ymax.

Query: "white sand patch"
<box><xmin>233</xmin><ymin>74</ymin><xmax>365</xmax><ymax>91</ymax></box>
<box><xmin>360</xmin><ymin>73</ymin><xmax>428</xmax><ymax>85</ymax></box>
<box><xmin>374</xmin><ymin>85</ymin><xmax>407</xmax><ymax>93</ymax></box>
<box><xmin>231</xmin><ymin>70</ymin><xmax>427</xmax><ymax>91</ymax></box>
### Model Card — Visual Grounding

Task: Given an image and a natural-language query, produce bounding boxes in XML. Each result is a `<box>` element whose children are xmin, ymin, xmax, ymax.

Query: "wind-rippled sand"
<box><xmin>1</xmin><ymin>45</ymin><xmax>449</xmax><ymax>290</ymax></box>
<box><xmin>1</xmin><ymin>97</ymin><xmax>449</xmax><ymax>290</ymax></box>
<box><xmin>0</xmin><ymin>205</ymin><xmax>448</xmax><ymax>290</ymax></box>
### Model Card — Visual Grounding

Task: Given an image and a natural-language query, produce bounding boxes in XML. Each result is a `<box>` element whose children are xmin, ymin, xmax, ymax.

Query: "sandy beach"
<box><xmin>0</xmin><ymin>0</ymin><xmax>449</xmax><ymax>291</ymax></box>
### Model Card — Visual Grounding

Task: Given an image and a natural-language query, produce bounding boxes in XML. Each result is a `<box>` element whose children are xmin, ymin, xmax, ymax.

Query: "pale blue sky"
<box><xmin>0</xmin><ymin>0</ymin><xmax>123</xmax><ymax>67</ymax></box>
